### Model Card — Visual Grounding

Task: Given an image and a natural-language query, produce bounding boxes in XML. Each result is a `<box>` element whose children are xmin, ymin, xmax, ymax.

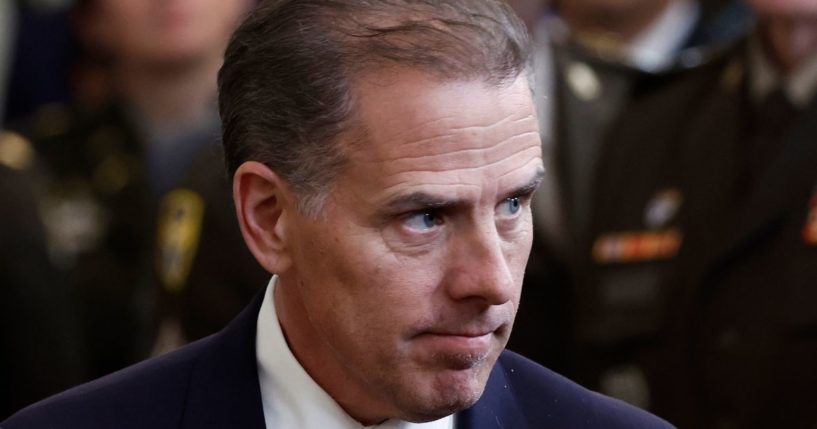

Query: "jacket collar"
<box><xmin>456</xmin><ymin>357</ymin><xmax>529</xmax><ymax>429</ymax></box>
<box><xmin>180</xmin><ymin>287</ymin><xmax>267</xmax><ymax>429</ymax></box>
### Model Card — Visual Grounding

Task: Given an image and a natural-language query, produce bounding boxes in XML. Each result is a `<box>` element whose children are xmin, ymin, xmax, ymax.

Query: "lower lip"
<box><xmin>415</xmin><ymin>332</ymin><xmax>494</xmax><ymax>356</ymax></box>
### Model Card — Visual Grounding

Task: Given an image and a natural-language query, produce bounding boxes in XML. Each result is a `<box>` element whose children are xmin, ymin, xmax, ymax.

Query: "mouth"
<box><xmin>412</xmin><ymin>327</ymin><xmax>502</xmax><ymax>369</ymax></box>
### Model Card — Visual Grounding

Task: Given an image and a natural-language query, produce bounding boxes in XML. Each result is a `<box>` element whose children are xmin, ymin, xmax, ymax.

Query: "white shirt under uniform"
<box><xmin>256</xmin><ymin>276</ymin><xmax>455</xmax><ymax>429</ymax></box>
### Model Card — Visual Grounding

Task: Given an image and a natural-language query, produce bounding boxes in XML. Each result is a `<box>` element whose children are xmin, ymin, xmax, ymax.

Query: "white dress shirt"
<box><xmin>256</xmin><ymin>276</ymin><xmax>455</xmax><ymax>429</ymax></box>
<box><xmin>748</xmin><ymin>35</ymin><xmax>817</xmax><ymax>108</ymax></box>
<box><xmin>626</xmin><ymin>0</ymin><xmax>700</xmax><ymax>72</ymax></box>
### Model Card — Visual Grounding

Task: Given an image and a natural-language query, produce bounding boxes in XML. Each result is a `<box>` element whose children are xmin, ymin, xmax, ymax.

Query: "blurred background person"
<box><xmin>532</xmin><ymin>0</ymin><xmax>752</xmax><ymax>254</ymax></box>
<box><xmin>581</xmin><ymin>0</ymin><xmax>817</xmax><ymax>426</ymax></box>
<box><xmin>10</xmin><ymin>0</ymin><xmax>261</xmax><ymax>385</ymax></box>
<box><xmin>0</xmin><ymin>130</ymin><xmax>84</xmax><ymax>419</ymax></box>
<box><xmin>508</xmin><ymin>0</ymin><xmax>753</xmax><ymax>374</ymax></box>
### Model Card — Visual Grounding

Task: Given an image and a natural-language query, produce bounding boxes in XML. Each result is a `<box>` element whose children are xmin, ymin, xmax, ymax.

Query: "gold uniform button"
<box><xmin>566</xmin><ymin>61</ymin><xmax>602</xmax><ymax>101</ymax></box>
<box><xmin>0</xmin><ymin>131</ymin><xmax>35</xmax><ymax>170</ymax></box>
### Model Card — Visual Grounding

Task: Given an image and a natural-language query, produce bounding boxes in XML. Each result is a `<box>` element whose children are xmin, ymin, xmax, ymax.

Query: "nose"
<box><xmin>445</xmin><ymin>222</ymin><xmax>517</xmax><ymax>306</ymax></box>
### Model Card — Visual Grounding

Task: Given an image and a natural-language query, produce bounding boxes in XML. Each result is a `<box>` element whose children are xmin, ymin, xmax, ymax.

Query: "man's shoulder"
<box><xmin>2</xmin><ymin>335</ymin><xmax>215</xmax><ymax>429</ymax></box>
<box><xmin>478</xmin><ymin>350</ymin><xmax>674</xmax><ymax>428</ymax></box>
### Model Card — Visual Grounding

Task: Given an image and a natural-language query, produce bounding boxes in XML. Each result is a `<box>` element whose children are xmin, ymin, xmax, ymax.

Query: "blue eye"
<box><xmin>405</xmin><ymin>211</ymin><xmax>443</xmax><ymax>231</ymax></box>
<box><xmin>498</xmin><ymin>197</ymin><xmax>521</xmax><ymax>217</ymax></box>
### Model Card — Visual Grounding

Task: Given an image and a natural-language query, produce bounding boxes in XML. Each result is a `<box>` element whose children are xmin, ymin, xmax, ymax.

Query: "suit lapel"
<box><xmin>180</xmin><ymin>288</ymin><xmax>267</xmax><ymax>429</ymax></box>
<box><xmin>456</xmin><ymin>358</ymin><xmax>529</xmax><ymax>429</ymax></box>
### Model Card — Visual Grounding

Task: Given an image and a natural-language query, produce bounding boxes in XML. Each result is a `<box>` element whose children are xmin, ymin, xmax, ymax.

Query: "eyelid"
<box><xmin>401</xmin><ymin>208</ymin><xmax>445</xmax><ymax>232</ymax></box>
<box><xmin>499</xmin><ymin>169</ymin><xmax>545</xmax><ymax>202</ymax></box>
<box><xmin>509</xmin><ymin>186</ymin><xmax>538</xmax><ymax>201</ymax></box>
<box><xmin>499</xmin><ymin>190</ymin><xmax>534</xmax><ymax>209</ymax></box>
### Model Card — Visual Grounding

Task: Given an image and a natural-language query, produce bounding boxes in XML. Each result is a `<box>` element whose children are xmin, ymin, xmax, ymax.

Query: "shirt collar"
<box><xmin>549</xmin><ymin>0</ymin><xmax>700</xmax><ymax>72</ymax></box>
<box><xmin>626</xmin><ymin>0</ymin><xmax>700</xmax><ymax>72</ymax></box>
<box><xmin>256</xmin><ymin>276</ymin><xmax>455</xmax><ymax>429</ymax></box>
<box><xmin>749</xmin><ymin>34</ymin><xmax>817</xmax><ymax>108</ymax></box>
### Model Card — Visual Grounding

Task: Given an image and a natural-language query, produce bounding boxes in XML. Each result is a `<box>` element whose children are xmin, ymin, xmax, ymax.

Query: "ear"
<box><xmin>233</xmin><ymin>161</ymin><xmax>295</xmax><ymax>274</ymax></box>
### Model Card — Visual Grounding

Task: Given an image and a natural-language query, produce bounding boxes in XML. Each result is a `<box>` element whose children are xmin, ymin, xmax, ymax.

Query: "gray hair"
<box><xmin>218</xmin><ymin>0</ymin><xmax>532</xmax><ymax>216</ymax></box>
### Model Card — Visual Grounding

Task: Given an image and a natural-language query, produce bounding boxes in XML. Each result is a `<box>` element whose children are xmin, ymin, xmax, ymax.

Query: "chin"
<box><xmin>410</xmin><ymin>364</ymin><xmax>491</xmax><ymax>420</ymax></box>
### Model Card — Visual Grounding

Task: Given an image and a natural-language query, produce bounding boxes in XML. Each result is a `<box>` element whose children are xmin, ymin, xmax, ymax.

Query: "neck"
<box><xmin>116</xmin><ymin>54</ymin><xmax>221</xmax><ymax>137</ymax></box>
<box><xmin>561</xmin><ymin>0</ymin><xmax>673</xmax><ymax>43</ymax></box>
<box><xmin>760</xmin><ymin>17</ymin><xmax>817</xmax><ymax>74</ymax></box>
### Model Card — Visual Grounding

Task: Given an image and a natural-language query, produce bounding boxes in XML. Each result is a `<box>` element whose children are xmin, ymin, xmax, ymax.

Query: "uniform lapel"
<box><xmin>702</xmin><ymin>97</ymin><xmax>817</xmax><ymax>274</ymax></box>
<box><xmin>180</xmin><ymin>288</ymin><xmax>267</xmax><ymax>429</ymax></box>
<box><xmin>670</xmin><ymin>57</ymin><xmax>745</xmax><ymax>281</ymax></box>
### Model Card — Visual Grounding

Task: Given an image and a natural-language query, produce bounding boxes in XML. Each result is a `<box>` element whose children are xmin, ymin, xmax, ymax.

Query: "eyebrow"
<box><xmin>384</xmin><ymin>192</ymin><xmax>462</xmax><ymax>214</ymax></box>
<box><xmin>384</xmin><ymin>168</ymin><xmax>546</xmax><ymax>214</ymax></box>
<box><xmin>500</xmin><ymin>168</ymin><xmax>545</xmax><ymax>201</ymax></box>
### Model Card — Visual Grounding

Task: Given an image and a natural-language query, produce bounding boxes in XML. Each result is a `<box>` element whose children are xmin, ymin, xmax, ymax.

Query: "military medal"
<box><xmin>593</xmin><ymin>188</ymin><xmax>684</xmax><ymax>264</ymax></box>
<box><xmin>644</xmin><ymin>188</ymin><xmax>683</xmax><ymax>229</ymax></box>
<box><xmin>592</xmin><ymin>228</ymin><xmax>683</xmax><ymax>264</ymax></box>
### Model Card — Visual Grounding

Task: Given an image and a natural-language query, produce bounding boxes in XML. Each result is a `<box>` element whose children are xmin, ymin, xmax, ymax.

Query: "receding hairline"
<box><xmin>217</xmin><ymin>0</ymin><xmax>533</xmax><ymax>216</ymax></box>
<box><xmin>328</xmin><ymin>65</ymin><xmax>535</xmax><ymax>163</ymax></box>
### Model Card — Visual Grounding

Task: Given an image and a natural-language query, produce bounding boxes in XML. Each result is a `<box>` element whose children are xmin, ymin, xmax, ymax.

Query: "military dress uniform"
<box><xmin>0</xmin><ymin>131</ymin><xmax>83</xmax><ymax>418</ymax></box>
<box><xmin>22</xmin><ymin>101</ymin><xmax>267</xmax><ymax>380</ymax></box>
<box><xmin>153</xmin><ymin>145</ymin><xmax>268</xmax><ymax>347</ymax></box>
<box><xmin>23</xmin><ymin>103</ymin><xmax>157</xmax><ymax>378</ymax></box>
<box><xmin>584</xmin><ymin>39</ymin><xmax>817</xmax><ymax>428</ymax></box>
<box><xmin>509</xmin><ymin>1</ymin><xmax>754</xmax><ymax>377</ymax></box>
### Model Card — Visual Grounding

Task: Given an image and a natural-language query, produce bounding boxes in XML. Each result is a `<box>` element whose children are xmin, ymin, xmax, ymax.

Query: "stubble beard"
<box><xmin>371</xmin><ymin>345</ymin><xmax>498</xmax><ymax>423</ymax></box>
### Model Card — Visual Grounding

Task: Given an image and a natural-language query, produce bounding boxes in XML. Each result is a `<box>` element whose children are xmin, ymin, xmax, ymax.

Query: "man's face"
<box><xmin>278</xmin><ymin>71</ymin><xmax>543</xmax><ymax>423</ymax></box>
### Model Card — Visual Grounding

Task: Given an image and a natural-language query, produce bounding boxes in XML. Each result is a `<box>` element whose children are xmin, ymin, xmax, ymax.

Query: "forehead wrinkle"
<box><xmin>373</xmin><ymin>145</ymin><xmax>542</xmax><ymax>198</ymax></box>
<box><xmin>494</xmin><ymin>157</ymin><xmax>546</xmax><ymax>186</ymax></box>
<box><xmin>359</xmin><ymin>133</ymin><xmax>540</xmax><ymax>168</ymax></box>
<box><xmin>402</xmin><ymin>110</ymin><xmax>536</xmax><ymax>141</ymax></box>
<box><xmin>355</xmin><ymin>123</ymin><xmax>540</xmax><ymax>171</ymax></box>
<box><xmin>374</xmin><ymin>111</ymin><xmax>538</xmax><ymax>155</ymax></box>
<box><xmin>354</xmin><ymin>95</ymin><xmax>537</xmax><ymax>149</ymax></box>
<box><xmin>361</xmin><ymin>132</ymin><xmax>541</xmax><ymax>178</ymax></box>
<box><xmin>376</xmin><ymin>180</ymin><xmax>484</xmax><ymax>207</ymax></box>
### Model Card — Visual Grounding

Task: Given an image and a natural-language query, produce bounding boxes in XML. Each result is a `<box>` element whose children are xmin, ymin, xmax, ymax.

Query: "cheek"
<box><xmin>345</xmin><ymin>251</ymin><xmax>438</xmax><ymax>314</ymax></box>
<box><xmin>505</xmin><ymin>213</ymin><xmax>534</xmax><ymax>261</ymax></box>
<box><xmin>329</xmin><ymin>250</ymin><xmax>442</xmax><ymax>343</ymax></box>
<box><xmin>504</xmin><ymin>215</ymin><xmax>534</xmax><ymax>296</ymax></box>
<box><xmin>294</xmin><ymin>210</ymin><xmax>447</xmax><ymax>337</ymax></box>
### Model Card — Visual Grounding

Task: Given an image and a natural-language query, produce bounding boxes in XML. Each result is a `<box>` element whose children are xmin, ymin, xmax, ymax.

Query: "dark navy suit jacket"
<box><xmin>3</xmin><ymin>289</ymin><xmax>673</xmax><ymax>428</ymax></box>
